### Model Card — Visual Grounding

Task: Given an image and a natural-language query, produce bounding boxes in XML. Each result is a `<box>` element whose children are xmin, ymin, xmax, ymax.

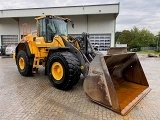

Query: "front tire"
<box><xmin>16</xmin><ymin>50</ymin><xmax>33</xmax><ymax>76</ymax></box>
<box><xmin>47</xmin><ymin>52</ymin><xmax>81</xmax><ymax>90</ymax></box>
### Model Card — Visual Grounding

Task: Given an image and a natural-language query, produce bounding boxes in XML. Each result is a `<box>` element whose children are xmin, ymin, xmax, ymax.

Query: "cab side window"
<box><xmin>39</xmin><ymin>18</ymin><xmax>46</xmax><ymax>39</ymax></box>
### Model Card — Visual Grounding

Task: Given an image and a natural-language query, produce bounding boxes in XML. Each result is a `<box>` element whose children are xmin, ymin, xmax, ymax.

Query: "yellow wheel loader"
<box><xmin>15</xmin><ymin>15</ymin><xmax>151</xmax><ymax>115</ymax></box>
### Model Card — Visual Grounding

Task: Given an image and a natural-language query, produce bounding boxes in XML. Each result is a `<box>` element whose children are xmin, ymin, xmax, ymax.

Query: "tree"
<box><xmin>117</xmin><ymin>30</ymin><xmax>133</xmax><ymax>48</ymax></box>
<box><xmin>115</xmin><ymin>32</ymin><xmax>121</xmax><ymax>43</ymax></box>
<box><xmin>116</xmin><ymin>27</ymin><xmax>155</xmax><ymax>50</ymax></box>
<box><xmin>130</xmin><ymin>27</ymin><xmax>141</xmax><ymax>49</ymax></box>
<box><xmin>139</xmin><ymin>29</ymin><xmax>155</xmax><ymax>47</ymax></box>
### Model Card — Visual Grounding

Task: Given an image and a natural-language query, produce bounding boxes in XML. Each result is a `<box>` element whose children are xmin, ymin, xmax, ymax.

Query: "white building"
<box><xmin>0</xmin><ymin>3</ymin><xmax>119</xmax><ymax>51</ymax></box>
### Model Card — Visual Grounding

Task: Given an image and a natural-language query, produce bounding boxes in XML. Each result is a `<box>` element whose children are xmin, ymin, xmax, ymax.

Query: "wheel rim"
<box><xmin>19</xmin><ymin>57</ymin><xmax>25</xmax><ymax>70</ymax></box>
<box><xmin>51</xmin><ymin>62</ymin><xmax>64</xmax><ymax>80</ymax></box>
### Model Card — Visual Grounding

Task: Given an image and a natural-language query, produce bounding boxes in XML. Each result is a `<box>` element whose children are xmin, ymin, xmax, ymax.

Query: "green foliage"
<box><xmin>117</xmin><ymin>30</ymin><xmax>132</xmax><ymax>44</ymax></box>
<box><xmin>115</xmin><ymin>32</ymin><xmax>121</xmax><ymax>42</ymax></box>
<box><xmin>116</xmin><ymin>26</ymin><xmax>156</xmax><ymax>50</ymax></box>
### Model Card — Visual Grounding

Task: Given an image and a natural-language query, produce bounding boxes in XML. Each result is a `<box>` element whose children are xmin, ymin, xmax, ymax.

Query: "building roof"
<box><xmin>0</xmin><ymin>3</ymin><xmax>119</xmax><ymax>18</ymax></box>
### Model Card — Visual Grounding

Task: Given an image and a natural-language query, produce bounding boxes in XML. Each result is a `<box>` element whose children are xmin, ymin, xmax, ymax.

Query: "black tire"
<box><xmin>47</xmin><ymin>52</ymin><xmax>81</xmax><ymax>90</ymax></box>
<box><xmin>16</xmin><ymin>50</ymin><xmax>33</xmax><ymax>76</ymax></box>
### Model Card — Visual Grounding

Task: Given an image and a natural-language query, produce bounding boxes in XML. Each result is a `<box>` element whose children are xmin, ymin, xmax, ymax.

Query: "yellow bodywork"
<box><xmin>22</xmin><ymin>34</ymin><xmax>66</xmax><ymax>69</ymax></box>
<box><xmin>18</xmin><ymin>15</ymin><xmax>80</xmax><ymax>70</ymax></box>
<box><xmin>21</xmin><ymin>33</ymin><xmax>80</xmax><ymax>69</ymax></box>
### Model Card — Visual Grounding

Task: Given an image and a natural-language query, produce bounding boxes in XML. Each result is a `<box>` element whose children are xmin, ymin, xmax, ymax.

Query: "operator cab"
<box><xmin>36</xmin><ymin>15</ymin><xmax>74</xmax><ymax>43</ymax></box>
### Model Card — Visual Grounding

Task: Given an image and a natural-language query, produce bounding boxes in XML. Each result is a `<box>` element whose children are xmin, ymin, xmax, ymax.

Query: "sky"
<box><xmin>0</xmin><ymin>0</ymin><xmax>160</xmax><ymax>35</ymax></box>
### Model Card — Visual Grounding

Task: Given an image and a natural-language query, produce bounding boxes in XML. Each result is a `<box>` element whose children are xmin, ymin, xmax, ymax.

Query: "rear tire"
<box><xmin>47</xmin><ymin>52</ymin><xmax>81</xmax><ymax>90</ymax></box>
<box><xmin>16</xmin><ymin>50</ymin><xmax>33</xmax><ymax>76</ymax></box>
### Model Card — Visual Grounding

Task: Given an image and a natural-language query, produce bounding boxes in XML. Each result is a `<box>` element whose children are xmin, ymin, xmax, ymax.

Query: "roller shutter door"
<box><xmin>89</xmin><ymin>34</ymin><xmax>111</xmax><ymax>51</ymax></box>
<box><xmin>1</xmin><ymin>35</ymin><xmax>18</xmax><ymax>46</ymax></box>
<box><xmin>69</xmin><ymin>34</ymin><xmax>111</xmax><ymax>51</ymax></box>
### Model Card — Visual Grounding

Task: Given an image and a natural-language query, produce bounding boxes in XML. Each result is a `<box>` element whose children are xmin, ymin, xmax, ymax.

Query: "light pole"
<box><xmin>157</xmin><ymin>40</ymin><xmax>159</xmax><ymax>52</ymax></box>
<box><xmin>155</xmin><ymin>35</ymin><xmax>159</xmax><ymax>52</ymax></box>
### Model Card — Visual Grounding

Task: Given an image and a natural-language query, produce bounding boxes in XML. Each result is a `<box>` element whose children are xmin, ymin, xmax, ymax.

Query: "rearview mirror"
<box><xmin>45</xmin><ymin>17</ymin><xmax>49</xmax><ymax>24</ymax></box>
<box><xmin>71</xmin><ymin>21</ymin><xmax>74</xmax><ymax>28</ymax></box>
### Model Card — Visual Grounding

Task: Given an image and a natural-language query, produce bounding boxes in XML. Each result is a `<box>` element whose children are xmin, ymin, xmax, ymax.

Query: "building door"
<box><xmin>1</xmin><ymin>35</ymin><xmax>18</xmax><ymax>46</ymax></box>
<box><xmin>89</xmin><ymin>34</ymin><xmax>111</xmax><ymax>51</ymax></box>
<box><xmin>69</xmin><ymin>34</ymin><xmax>111</xmax><ymax>51</ymax></box>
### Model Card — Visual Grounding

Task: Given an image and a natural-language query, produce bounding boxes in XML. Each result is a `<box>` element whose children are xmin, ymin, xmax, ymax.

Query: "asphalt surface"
<box><xmin>0</xmin><ymin>55</ymin><xmax>160</xmax><ymax>120</ymax></box>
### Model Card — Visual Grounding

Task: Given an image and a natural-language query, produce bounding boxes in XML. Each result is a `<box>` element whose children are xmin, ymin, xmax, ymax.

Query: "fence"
<box><xmin>141</xmin><ymin>47</ymin><xmax>156</xmax><ymax>51</ymax></box>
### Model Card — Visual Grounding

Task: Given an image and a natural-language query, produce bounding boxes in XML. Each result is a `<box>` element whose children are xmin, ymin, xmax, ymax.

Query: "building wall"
<box><xmin>67</xmin><ymin>15</ymin><xmax>88</xmax><ymax>34</ymax></box>
<box><xmin>19</xmin><ymin>17</ymin><xmax>36</xmax><ymax>35</ymax></box>
<box><xmin>0</xmin><ymin>18</ymin><xmax>18</xmax><ymax>45</ymax></box>
<box><xmin>0</xmin><ymin>14</ymin><xmax>115</xmax><ymax>47</ymax></box>
<box><xmin>88</xmin><ymin>14</ymin><xmax>115</xmax><ymax>47</ymax></box>
<box><xmin>67</xmin><ymin>14</ymin><xmax>115</xmax><ymax>47</ymax></box>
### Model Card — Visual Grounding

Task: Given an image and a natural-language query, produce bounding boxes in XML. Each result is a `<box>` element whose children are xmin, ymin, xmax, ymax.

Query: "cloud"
<box><xmin>115</xmin><ymin>0</ymin><xmax>160</xmax><ymax>34</ymax></box>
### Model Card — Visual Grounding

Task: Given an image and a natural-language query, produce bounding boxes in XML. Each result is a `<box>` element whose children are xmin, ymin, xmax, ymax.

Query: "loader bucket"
<box><xmin>83</xmin><ymin>53</ymin><xmax>151</xmax><ymax>115</ymax></box>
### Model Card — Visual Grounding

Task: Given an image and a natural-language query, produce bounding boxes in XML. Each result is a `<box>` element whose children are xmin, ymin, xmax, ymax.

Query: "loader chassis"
<box><xmin>15</xmin><ymin>15</ymin><xmax>150</xmax><ymax>115</ymax></box>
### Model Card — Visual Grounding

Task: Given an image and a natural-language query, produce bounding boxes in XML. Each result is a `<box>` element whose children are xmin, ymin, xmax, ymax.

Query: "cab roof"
<box><xmin>35</xmin><ymin>15</ymin><xmax>71</xmax><ymax>21</ymax></box>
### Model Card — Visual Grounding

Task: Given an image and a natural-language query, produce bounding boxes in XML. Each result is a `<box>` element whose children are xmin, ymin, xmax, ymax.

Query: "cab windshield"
<box><xmin>38</xmin><ymin>17</ymin><xmax>68</xmax><ymax>43</ymax></box>
<box><xmin>48</xmin><ymin>18</ymin><xmax>68</xmax><ymax>36</ymax></box>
